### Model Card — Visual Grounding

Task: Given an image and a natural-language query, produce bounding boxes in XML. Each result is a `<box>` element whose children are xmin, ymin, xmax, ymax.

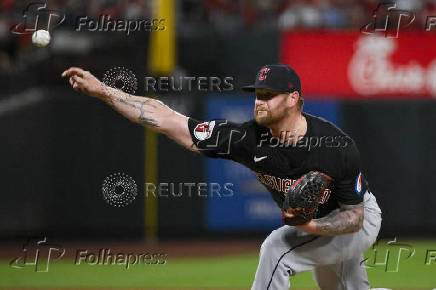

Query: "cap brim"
<box><xmin>241</xmin><ymin>85</ymin><xmax>256</xmax><ymax>92</ymax></box>
<box><xmin>241</xmin><ymin>84</ymin><xmax>290</xmax><ymax>92</ymax></box>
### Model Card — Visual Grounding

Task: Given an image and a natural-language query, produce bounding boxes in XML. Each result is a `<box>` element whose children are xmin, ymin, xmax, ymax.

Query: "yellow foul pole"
<box><xmin>145</xmin><ymin>0</ymin><xmax>175</xmax><ymax>242</ymax></box>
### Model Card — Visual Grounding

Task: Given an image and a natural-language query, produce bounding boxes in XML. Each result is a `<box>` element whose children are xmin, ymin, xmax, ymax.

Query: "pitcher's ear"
<box><xmin>288</xmin><ymin>91</ymin><xmax>299</xmax><ymax>107</ymax></box>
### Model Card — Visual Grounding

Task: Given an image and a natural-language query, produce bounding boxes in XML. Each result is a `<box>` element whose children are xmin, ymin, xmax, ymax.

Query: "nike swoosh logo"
<box><xmin>254</xmin><ymin>156</ymin><xmax>268</xmax><ymax>162</ymax></box>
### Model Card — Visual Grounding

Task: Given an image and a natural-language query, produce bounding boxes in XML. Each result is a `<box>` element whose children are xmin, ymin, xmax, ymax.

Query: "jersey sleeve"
<box><xmin>188</xmin><ymin>117</ymin><xmax>250</xmax><ymax>160</ymax></box>
<box><xmin>333</xmin><ymin>139</ymin><xmax>367</xmax><ymax>205</ymax></box>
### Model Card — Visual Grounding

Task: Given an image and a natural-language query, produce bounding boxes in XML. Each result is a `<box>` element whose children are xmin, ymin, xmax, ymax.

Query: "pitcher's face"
<box><xmin>254</xmin><ymin>89</ymin><xmax>290</xmax><ymax>126</ymax></box>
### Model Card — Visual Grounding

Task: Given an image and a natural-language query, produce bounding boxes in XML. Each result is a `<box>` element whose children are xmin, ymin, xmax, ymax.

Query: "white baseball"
<box><xmin>32</xmin><ymin>30</ymin><xmax>51</xmax><ymax>47</ymax></box>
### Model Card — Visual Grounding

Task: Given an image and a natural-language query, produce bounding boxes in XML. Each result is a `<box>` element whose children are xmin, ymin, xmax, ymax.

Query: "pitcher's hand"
<box><xmin>62</xmin><ymin>67</ymin><xmax>104</xmax><ymax>99</ymax></box>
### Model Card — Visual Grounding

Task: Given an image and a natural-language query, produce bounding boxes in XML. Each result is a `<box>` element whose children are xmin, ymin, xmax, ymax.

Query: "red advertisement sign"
<box><xmin>281</xmin><ymin>31</ymin><xmax>436</xmax><ymax>99</ymax></box>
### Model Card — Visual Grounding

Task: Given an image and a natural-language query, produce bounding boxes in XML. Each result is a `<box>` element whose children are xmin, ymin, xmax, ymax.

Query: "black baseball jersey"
<box><xmin>188</xmin><ymin>113</ymin><xmax>368</xmax><ymax>218</ymax></box>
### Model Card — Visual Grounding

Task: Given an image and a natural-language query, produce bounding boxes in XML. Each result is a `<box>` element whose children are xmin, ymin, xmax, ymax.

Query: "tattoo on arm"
<box><xmin>100</xmin><ymin>84</ymin><xmax>195</xmax><ymax>150</ymax></box>
<box><xmin>102</xmin><ymin>84</ymin><xmax>117</xmax><ymax>108</ymax></box>
<box><xmin>314</xmin><ymin>203</ymin><xmax>364</xmax><ymax>236</ymax></box>
<box><xmin>117</xmin><ymin>97</ymin><xmax>160</xmax><ymax>127</ymax></box>
<box><xmin>102</xmin><ymin>84</ymin><xmax>164</xmax><ymax>127</ymax></box>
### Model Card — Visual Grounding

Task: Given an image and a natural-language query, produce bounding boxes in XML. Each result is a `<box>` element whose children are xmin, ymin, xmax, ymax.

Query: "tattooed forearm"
<box><xmin>98</xmin><ymin>84</ymin><xmax>195</xmax><ymax>151</ymax></box>
<box><xmin>314</xmin><ymin>203</ymin><xmax>364</xmax><ymax>236</ymax></box>
<box><xmin>101</xmin><ymin>84</ymin><xmax>166</xmax><ymax>128</ymax></box>
<box><xmin>117</xmin><ymin>98</ymin><xmax>160</xmax><ymax>127</ymax></box>
<box><xmin>139</xmin><ymin>116</ymin><xmax>159</xmax><ymax>127</ymax></box>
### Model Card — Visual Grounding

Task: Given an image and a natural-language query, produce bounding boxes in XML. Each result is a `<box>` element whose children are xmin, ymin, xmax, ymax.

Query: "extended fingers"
<box><xmin>72</xmin><ymin>75</ymin><xmax>86</xmax><ymax>85</ymax></box>
<box><xmin>62</xmin><ymin>67</ymin><xmax>85</xmax><ymax>78</ymax></box>
<box><xmin>69</xmin><ymin>77</ymin><xmax>80</xmax><ymax>90</ymax></box>
<box><xmin>69</xmin><ymin>75</ymin><xmax>85</xmax><ymax>90</ymax></box>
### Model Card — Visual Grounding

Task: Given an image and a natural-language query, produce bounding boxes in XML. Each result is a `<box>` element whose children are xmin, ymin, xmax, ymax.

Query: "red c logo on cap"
<box><xmin>258</xmin><ymin>68</ymin><xmax>270</xmax><ymax>80</ymax></box>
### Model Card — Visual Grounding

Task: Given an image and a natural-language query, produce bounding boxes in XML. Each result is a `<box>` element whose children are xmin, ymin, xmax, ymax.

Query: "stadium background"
<box><xmin>1</xmin><ymin>0</ymin><xmax>436</xmax><ymax>289</ymax></box>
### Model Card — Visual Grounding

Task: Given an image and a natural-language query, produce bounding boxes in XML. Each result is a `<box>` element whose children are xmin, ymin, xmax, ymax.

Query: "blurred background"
<box><xmin>1</xmin><ymin>0</ymin><xmax>436</xmax><ymax>289</ymax></box>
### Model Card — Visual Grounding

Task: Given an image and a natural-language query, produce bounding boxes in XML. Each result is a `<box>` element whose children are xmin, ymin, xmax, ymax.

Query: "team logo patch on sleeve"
<box><xmin>355</xmin><ymin>172</ymin><xmax>362</xmax><ymax>195</ymax></box>
<box><xmin>194</xmin><ymin>121</ymin><xmax>215</xmax><ymax>141</ymax></box>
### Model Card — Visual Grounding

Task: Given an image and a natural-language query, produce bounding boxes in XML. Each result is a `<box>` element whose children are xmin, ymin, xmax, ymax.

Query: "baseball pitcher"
<box><xmin>62</xmin><ymin>64</ymin><xmax>382</xmax><ymax>289</ymax></box>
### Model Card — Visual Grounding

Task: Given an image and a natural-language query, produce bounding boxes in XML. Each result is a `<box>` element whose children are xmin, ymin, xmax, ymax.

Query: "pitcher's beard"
<box><xmin>254</xmin><ymin>110</ymin><xmax>284</xmax><ymax>127</ymax></box>
<box><xmin>255</xmin><ymin>109</ymin><xmax>277</xmax><ymax>126</ymax></box>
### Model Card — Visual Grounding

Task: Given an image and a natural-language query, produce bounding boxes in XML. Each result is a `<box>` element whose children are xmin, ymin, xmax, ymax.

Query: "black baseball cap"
<box><xmin>241</xmin><ymin>64</ymin><xmax>301</xmax><ymax>95</ymax></box>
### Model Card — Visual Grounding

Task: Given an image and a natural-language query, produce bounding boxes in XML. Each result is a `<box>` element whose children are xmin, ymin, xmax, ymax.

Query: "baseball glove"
<box><xmin>282</xmin><ymin>171</ymin><xmax>333</xmax><ymax>225</ymax></box>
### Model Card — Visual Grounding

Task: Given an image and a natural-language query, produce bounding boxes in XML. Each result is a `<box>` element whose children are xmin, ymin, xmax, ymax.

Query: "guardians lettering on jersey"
<box><xmin>253</xmin><ymin>171</ymin><xmax>331</xmax><ymax>204</ymax></box>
